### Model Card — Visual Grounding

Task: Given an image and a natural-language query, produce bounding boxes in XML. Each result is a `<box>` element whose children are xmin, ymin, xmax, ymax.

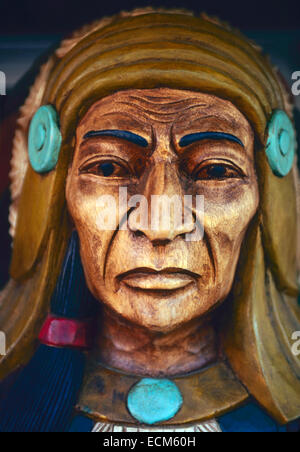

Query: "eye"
<box><xmin>192</xmin><ymin>163</ymin><xmax>243</xmax><ymax>181</ymax></box>
<box><xmin>80</xmin><ymin>159</ymin><xmax>131</xmax><ymax>178</ymax></box>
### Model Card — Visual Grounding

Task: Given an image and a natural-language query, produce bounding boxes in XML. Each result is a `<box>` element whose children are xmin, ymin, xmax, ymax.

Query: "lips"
<box><xmin>118</xmin><ymin>268</ymin><xmax>199</xmax><ymax>291</ymax></box>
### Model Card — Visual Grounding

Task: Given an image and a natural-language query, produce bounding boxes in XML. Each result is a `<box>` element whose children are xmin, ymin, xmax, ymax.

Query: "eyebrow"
<box><xmin>83</xmin><ymin>129</ymin><xmax>148</xmax><ymax>147</ymax></box>
<box><xmin>179</xmin><ymin>132</ymin><xmax>244</xmax><ymax>148</ymax></box>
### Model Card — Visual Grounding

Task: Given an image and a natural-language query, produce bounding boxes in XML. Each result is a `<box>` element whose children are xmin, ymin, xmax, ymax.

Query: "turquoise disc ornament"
<box><xmin>127</xmin><ymin>378</ymin><xmax>183</xmax><ymax>425</ymax></box>
<box><xmin>265</xmin><ymin>109</ymin><xmax>296</xmax><ymax>177</ymax></box>
<box><xmin>28</xmin><ymin>105</ymin><xmax>62</xmax><ymax>173</ymax></box>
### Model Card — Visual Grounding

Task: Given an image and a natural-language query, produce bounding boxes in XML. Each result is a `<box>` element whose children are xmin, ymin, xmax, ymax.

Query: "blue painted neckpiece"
<box><xmin>127</xmin><ymin>378</ymin><xmax>183</xmax><ymax>425</ymax></box>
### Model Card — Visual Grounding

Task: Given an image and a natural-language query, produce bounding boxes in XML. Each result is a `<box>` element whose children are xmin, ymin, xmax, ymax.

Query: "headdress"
<box><xmin>1</xmin><ymin>9</ymin><xmax>299</xmax><ymax>424</ymax></box>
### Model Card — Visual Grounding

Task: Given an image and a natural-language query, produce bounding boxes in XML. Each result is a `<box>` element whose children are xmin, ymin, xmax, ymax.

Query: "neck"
<box><xmin>95</xmin><ymin>308</ymin><xmax>218</xmax><ymax>377</ymax></box>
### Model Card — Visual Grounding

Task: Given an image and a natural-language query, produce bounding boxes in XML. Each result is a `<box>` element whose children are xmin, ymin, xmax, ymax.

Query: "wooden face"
<box><xmin>66</xmin><ymin>88</ymin><xmax>259</xmax><ymax>332</ymax></box>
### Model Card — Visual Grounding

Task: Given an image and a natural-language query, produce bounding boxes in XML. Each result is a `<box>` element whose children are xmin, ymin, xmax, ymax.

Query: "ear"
<box><xmin>28</xmin><ymin>105</ymin><xmax>62</xmax><ymax>174</ymax></box>
<box><xmin>265</xmin><ymin>109</ymin><xmax>296</xmax><ymax>177</ymax></box>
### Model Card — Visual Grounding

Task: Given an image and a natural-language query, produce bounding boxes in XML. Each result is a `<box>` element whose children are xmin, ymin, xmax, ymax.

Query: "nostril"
<box><xmin>134</xmin><ymin>230</ymin><xmax>146</xmax><ymax>238</ymax></box>
<box><xmin>178</xmin><ymin>231</ymin><xmax>190</xmax><ymax>239</ymax></box>
<box><xmin>151</xmin><ymin>238</ymin><xmax>171</xmax><ymax>247</ymax></box>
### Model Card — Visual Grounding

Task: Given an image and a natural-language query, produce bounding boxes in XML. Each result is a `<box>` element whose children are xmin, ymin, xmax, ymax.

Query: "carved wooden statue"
<box><xmin>0</xmin><ymin>8</ymin><xmax>299</xmax><ymax>432</ymax></box>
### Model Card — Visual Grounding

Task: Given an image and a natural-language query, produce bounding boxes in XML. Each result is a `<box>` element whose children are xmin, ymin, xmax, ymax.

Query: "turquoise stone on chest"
<box><xmin>127</xmin><ymin>378</ymin><xmax>183</xmax><ymax>425</ymax></box>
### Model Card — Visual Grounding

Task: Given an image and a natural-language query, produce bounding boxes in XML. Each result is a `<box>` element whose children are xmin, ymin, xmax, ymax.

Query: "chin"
<box><xmin>116</xmin><ymin>301</ymin><xmax>211</xmax><ymax>333</ymax></box>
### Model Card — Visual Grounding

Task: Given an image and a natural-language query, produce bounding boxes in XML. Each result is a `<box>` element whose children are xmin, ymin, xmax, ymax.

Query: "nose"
<box><xmin>128</xmin><ymin>163</ymin><xmax>196</xmax><ymax>244</ymax></box>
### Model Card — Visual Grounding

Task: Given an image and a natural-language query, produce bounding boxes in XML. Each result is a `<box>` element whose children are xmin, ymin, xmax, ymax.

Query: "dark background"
<box><xmin>0</xmin><ymin>0</ymin><xmax>300</xmax><ymax>33</ymax></box>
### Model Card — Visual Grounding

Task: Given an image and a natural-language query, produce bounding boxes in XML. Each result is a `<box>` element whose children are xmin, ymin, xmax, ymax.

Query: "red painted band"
<box><xmin>38</xmin><ymin>315</ymin><xmax>93</xmax><ymax>349</ymax></box>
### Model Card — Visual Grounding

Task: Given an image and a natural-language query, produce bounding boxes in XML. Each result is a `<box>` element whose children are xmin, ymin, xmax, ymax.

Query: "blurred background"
<box><xmin>0</xmin><ymin>0</ymin><xmax>299</xmax><ymax>287</ymax></box>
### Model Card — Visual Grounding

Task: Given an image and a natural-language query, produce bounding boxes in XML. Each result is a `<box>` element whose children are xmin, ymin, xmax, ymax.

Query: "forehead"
<box><xmin>77</xmin><ymin>88</ymin><xmax>253</xmax><ymax>145</ymax></box>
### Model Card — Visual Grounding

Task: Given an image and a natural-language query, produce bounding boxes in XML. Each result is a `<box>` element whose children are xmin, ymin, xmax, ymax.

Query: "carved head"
<box><xmin>66</xmin><ymin>88</ymin><xmax>259</xmax><ymax>331</ymax></box>
<box><xmin>2</xmin><ymin>9</ymin><xmax>300</xmax><ymax>422</ymax></box>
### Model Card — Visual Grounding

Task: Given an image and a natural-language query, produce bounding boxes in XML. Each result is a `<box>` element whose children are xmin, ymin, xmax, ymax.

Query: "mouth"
<box><xmin>118</xmin><ymin>267</ymin><xmax>199</xmax><ymax>291</ymax></box>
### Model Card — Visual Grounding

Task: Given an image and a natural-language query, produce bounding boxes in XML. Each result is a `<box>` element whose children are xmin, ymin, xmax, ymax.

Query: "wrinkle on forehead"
<box><xmin>124</xmin><ymin>93</ymin><xmax>208</xmax><ymax>115</ymax></box>
<box><xmin>115</xmin><ymin>90</ymin><xmax>209</xmax><ymax>124</ymax></box>
<box><xmin>128</xmin><ymin>94</ymin><xmax>206</xmax><ymax>106</ymax></box>
<box><xmin>117</xmin><ymin>100</ymin><xmax>209</xmax><ymax>124</ymax></box>
<box><xmin>78</xmin><ymin>88</ymin><xmax>253</xmax><ymax>149</ymax></box>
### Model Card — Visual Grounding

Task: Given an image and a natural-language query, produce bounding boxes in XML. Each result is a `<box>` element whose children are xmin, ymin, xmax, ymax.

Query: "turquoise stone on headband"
<box><xmin>265</xmin><ymin>109</ymin><xmax>296</xmax><ymax>177</ymax></box>
<box><xmin>127</xmin><ymin>378</ymin><xmax>183</xmax><ymax>425</ymax></box>
<box><xmin>28</xmin><ymin>105</ymin><xmax>62</xmax><ymax>173</ymax></box>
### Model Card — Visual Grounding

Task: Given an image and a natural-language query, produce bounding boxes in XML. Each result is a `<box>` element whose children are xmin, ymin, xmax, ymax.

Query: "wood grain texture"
<box><xmin>0</xmin><ymin>10</ymin><xmax>299</xmax><ymax>425</ymax></box>
<box><xmin>77</xmin><ymin>360</ymin><xmax>248</xmax><ymax>425</ymax></box>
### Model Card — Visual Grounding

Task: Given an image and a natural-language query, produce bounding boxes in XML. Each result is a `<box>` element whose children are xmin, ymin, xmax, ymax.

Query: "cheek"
<box><xmin>203</xmin><ymin>181</ymin><xmax>259</xmax><ymax>280</ymax></box>
<box><xmin>66</xmin><ymin>175</ymin><xmax>119</xmax><ymax>286</ymax></box>
<box><xmin>204</xmin><ymin>181</ymin><xmax>258</xmax><ymax>237</ymax></box>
